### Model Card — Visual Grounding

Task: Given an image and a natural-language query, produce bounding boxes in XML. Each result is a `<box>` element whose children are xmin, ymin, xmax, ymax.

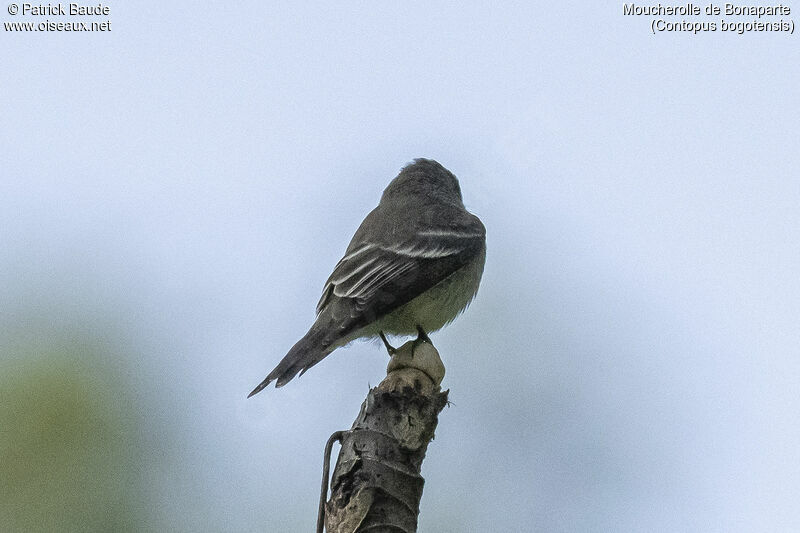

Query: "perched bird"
<box><xmin>248</xmin><ymin>159</ymin><xmax>486</xmax><ymax>397</ymax></box>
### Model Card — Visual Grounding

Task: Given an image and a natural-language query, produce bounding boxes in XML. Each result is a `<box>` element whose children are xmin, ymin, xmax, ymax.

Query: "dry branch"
<box><xmin>323</xmin><ymin>342</ymin><xmax>448</xmax><ymax>533</ymax></box>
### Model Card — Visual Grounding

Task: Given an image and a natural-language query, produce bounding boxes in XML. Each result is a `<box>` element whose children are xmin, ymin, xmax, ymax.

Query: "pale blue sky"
<box><xmin>2</xmin><ymin>3</ymin><xmax>799</xmax><ymax>531</ymax></box>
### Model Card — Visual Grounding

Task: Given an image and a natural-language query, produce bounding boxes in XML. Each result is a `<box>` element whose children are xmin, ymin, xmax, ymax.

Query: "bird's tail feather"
<box><xmin>247</xmin><ymin>324</ymin><xmax>334</xmax><ymax>398</ymax></box>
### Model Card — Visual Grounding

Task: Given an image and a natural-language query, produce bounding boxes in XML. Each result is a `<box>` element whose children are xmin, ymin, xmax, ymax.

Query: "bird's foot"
<box><xmin>411</xmin><ymin>325</ymin><xmax>432</xmax><ymax>357</ymax></box>
<box><xmin>386</xmin><ymin>338</ymin><xmax>445</xmax><ymax>387</ymax></box>
<box><xmin>379</xmin><ymin>331</ymin><xmax>396</xmax><ymax>357</ymax></box>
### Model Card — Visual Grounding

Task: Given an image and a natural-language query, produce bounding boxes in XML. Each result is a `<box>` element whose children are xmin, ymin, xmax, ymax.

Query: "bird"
<box><xmin>248</xmin><ymin>158</ymin><xmax>486</xmax><ymax>397</ymax></box>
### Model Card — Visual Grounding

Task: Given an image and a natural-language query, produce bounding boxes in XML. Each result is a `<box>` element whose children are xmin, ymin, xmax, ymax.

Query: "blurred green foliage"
<box><xmin>0</xmin><ymin>339</ymin><xmax>147</xmax><ymax>532</ymax></box>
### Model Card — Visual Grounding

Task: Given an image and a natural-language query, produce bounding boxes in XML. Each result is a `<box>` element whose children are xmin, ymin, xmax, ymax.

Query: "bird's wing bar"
<box><xmin>316</xmin><ymin>228</ymin><xmax>483</xmax><ymax>314</ymax></box>
<box><xmin>416</xmin><ymin>229</ymin><xmax>486</xmax><ymax>239</ymax></box>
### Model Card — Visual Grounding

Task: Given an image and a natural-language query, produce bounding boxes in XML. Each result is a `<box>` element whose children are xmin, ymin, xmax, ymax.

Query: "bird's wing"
<box><xmin>316</xmin><ymin>220</ymin><xmax>485</xmax><ymax>316</ymax></box>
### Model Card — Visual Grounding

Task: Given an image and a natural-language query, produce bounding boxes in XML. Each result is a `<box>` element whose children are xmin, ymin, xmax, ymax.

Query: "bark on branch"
<box><xmin>323</xmin><ymin>342</ymin><xmax>448</xmax><ymax>533</ymax></box>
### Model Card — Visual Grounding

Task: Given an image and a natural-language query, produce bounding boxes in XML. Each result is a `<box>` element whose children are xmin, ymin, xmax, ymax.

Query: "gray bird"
<box><xmin>248</xmin><ymin>159</ymin><xmax>486</xmax><ymax>397</ymax></box>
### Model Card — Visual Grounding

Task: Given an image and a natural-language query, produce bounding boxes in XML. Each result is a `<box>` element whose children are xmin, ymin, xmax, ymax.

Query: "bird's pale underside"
<box><xmin>248</xmin><ymin>159</ymin><xmax>486</xmax><ymax>397</ymax></box>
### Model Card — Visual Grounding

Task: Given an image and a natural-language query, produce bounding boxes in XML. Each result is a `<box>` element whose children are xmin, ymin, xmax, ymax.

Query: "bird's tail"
<box><xmin>247</xmin><ymin>323</ymin><xmax>336</xmax><ymax>398</ymax></box>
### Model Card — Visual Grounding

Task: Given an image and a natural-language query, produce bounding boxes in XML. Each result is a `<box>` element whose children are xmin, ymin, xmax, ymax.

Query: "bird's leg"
<box><xmin>379</xmin><ymin>331</ymin><xmax>396</xmax><ymax>357</ymax></box>
<box><xmin>412</xmin><ymin>325</ymin><xmax>432</xmax><ymax>357</ymax></box>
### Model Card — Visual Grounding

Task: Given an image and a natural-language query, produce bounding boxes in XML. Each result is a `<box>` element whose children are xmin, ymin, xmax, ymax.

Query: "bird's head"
<box><xmin>381</xmin><ymin>159</ymin><xmax>463</xmax><ymax>206</ymax></box>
